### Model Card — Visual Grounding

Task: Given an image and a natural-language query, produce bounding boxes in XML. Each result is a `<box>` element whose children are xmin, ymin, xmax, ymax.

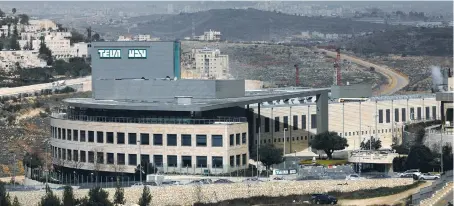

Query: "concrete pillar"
<box><xmin>316</xmin><ymin>92</ymin><xmax>329</xmax><ymax>133</ymax></box>
<box><xmin>384</xmin><ymin>164</ymin><xmax>394</xmax><ymax>175</ymax></box>
<box><xmin>441</xmin><ymin>101</ymin><xmax>445</xmax><ymax>124</ymax></box>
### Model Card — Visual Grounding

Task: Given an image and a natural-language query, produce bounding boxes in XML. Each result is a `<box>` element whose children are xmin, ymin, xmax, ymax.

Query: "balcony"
<box><xmin>51</xmin><ymin>113</ymin><xmax>247</xmax><ymax>125</ymax></box>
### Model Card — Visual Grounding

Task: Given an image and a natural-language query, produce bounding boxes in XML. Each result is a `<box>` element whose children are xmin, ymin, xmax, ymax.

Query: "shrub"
<box><xmin>113</xmin><ymin>183</ymin><xmax>125</xmax><ymax>205</ymax></box>
<box><xmin>138</xmin><ymin>186</ymin><xmax>152</xmax><ymax>206</ymax></box>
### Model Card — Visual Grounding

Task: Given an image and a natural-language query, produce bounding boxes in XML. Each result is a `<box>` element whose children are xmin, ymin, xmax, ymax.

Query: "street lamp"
<box><xmin>283</xmin><ymin>128</ymin><xmax>288</xmax><ymax>169</ymax></box>
<box><xmin>137</xmin><ymin>139</ymin><xmax>142</xmax><ymax>183</ymax></box>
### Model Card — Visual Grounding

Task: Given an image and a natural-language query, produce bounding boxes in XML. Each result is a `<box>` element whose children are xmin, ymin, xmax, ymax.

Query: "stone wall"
<box><xmin>10</xmin><ymin>179</ymin><xmax>413</xmax><ymax>206</ymax></box>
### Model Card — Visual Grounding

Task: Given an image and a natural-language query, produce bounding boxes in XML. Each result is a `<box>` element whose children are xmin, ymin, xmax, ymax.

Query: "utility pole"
<box><xmin>441</xmin><ymin>125</ymin><xmax>444</xmax><ymax>173</ymax></box>
<box><xmin>283</xmin><ymin>128</ymin><xmax>288</xmax><ymax>169</ymax></box>
<box><xmin>138</xmin><ymin>139</ymin><xmax>142</xmax><ymax>183</ymax></box>
<box><xmin>257</xmin><ymin>127</ymin><xmax>261</xmax><ymax>178</ymax></box>
<box><xmin>369</xmin><ymin>126</ymin><xmax>372</xmax><ymax>150</ymax></box>
<box><xmin>359</xmin><ymin>102</ymin><xmax>362</xmax><ymax>150</ymax></box>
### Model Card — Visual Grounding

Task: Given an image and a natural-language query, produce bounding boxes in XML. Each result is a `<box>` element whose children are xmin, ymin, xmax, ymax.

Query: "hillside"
<box><xmin>131</xmin><ymin>8</ymin><xmax>394</xmax><ymax>41</ymax></box>
<box><xmin>340</xmin><ymin>27</ymin><xmax>453</xmax><ymax>57</ymax></box>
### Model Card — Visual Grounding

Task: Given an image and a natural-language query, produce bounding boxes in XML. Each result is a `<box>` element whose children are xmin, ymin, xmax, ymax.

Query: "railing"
<box><xmin>51</xmin><ymin>113</ymin><xmax>247</xmax><ymax>125</ymax></box>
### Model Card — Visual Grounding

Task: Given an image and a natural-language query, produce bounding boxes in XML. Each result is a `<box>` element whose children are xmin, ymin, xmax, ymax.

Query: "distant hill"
<box><xmin>340</xmin><ymin>27</ymin><xmax>453</xmax><ymax>56</ymax></box>
<box><xmin>131</xmin><ymin>8</ymin><xmax>394</xmax><ymax>41</ymax></box>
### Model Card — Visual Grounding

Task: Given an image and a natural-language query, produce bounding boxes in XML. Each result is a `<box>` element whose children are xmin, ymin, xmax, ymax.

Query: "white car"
<box><xmin>399</xmin><ymin>169</ymin><xmax>422</xmax><ymax>178</ymax></box>
<box><xmin>419</xmin><ymin>173</ymin><xmax>440</xmax><ymax>180</ymax></box>
<box><xmin>131</xmin><ymin>183</ymin><xmax>144</xmax><ymax>188</ymax></box>
<box><xmin>345</xmin><ymin>174</ymin><xmax>365</xmax><ymax>180</ymax></box>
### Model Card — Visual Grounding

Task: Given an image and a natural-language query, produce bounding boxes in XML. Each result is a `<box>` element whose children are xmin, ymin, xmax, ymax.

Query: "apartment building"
<box><xmin>194</xmin><ymin>30</ymin><xmax>222</xmax><ymax>41</ymax></box>
<box><xmin>118</xmin><ymin>34</ymin><xmax>160</xmax><ymax>41</ymax></box>
<box><xmin>191</xmin><ymin>48</ymin><xmax>229</xmax><ymax>79</ymax></box>
<box><xmin>0</xmin><ymin>50</ymin><xmax>46</xmax><ymax>70</ymax></box>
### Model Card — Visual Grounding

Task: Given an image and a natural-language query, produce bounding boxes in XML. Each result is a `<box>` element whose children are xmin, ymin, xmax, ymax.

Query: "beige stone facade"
<box><xmin>50</xmin><ymin>118</ymin><xmax>248</xmax><ymax>174</ymax></box>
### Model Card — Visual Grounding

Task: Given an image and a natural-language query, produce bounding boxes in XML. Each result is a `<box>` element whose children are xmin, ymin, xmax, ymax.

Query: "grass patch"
<box><xmin>299</xmin><ymin>159</ymin><xmax>348</xmax><ymax>166</ymax></box>
<box><xmin>328</xmin><ymin>181</ymin><xmax>425</xmax><ymax>199</ymax></box>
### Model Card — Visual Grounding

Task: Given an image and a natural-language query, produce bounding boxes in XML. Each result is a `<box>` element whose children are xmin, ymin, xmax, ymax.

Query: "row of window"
<box><xmin>340</xmin><ymin>127</ymin><xmax>400</xmax><ymax>137</ymax></box>
<box><xmin>51</xmin><ymin>147</ymin><xmax>247</xmax><ymax>168</ymax></box>
<box><xmin>257</xmin><ymin>114</ymin><xmax>317</xmax><ymax>133</ymax></box>
<box><xmin>50</xmin><ymin>128</ymin><xmax>245</xmax><ymax>147</ymax></box>
<box><xmin>378</xmin><ymin>106</ymin><xmax>437</xmax><ymax>124</ymax></box>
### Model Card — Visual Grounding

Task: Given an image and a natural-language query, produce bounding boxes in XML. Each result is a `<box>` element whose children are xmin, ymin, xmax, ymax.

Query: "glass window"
<box><xmin>386</xmin><ymin>109</ymin><xmax>390</xmax><ymax>123</ymax></box>
<box><xmin>117</xmin><ymin>153</ymin><xmax>125</xmax><ymax>165</ymax></box>
<box><xmin>255</xmin><ymin>117</ymin><xmax>260</xmax><ymax>133</ymax></box>
<box><xmin>417</xmin><ymin>107</ymin><xmax>422</xmax><ymax>120</ymax></box>
<box><xmin>196</xmin><ymin>135</ymin><xmax>207</xmax><ymax>147</ymax></box>
<box><xmin>107</xmin><ymin>132</ymin><xmax>114</xmax><ymax>144</ymax></box>
<box><xmin>88</xmin><ymin>151</ymin><xmax>94</xmax><ymax>163</ymax></box>
<box><xmin>274</xmin><ymin>117</ymin><xmax>280</xmax><ymax>132</ymax></box>
<box><xmin>167</xmin><ymin>155</ymin><xmax>177</xmax><ymax>167</ymax></box>
<box><xmin>73</xmin><ymin>150</ymin><xmax>78</xmax><ymax>162</ymax></box>
<box><xmin>182</xmin><ymin>156</ymin><xmax>192</xmax><ymax>167</ymax></box>
<box><xmin>236</xmin><ymin>134</ymin><xmax>240</xmax><ymax>145</ymax></box>
<box><xmin>67</xmin><ymin>129</ymin><xmax>72</xmax><ymax>141</ymax></box>
<box><xmin>67</xmin><ymin>150</ymin><xmax>72</xmax><ymax>161</ymax></box>
<box><xmin>432</xmin><ymin>106</ymin><xmax>437</xmax><ymax>120</ymax></box>
<box><xmin>181</xmin><ymin>134</ymin><xmax>191</xmax><ymax>146</ymax></box>
<box><xmin>402</xmin><ymin>108</ymin><xmax>407</xmax><ymax>122</ymax></box>
<box><xmin>128</xmin><ymin>154</ymin><xmax>137</xmax><ymax>165</ymax></box>
<box><xmin>73</xmin><ymin>130</ymin><xmax>78</xmax><ymax>141</ymax></box>
<box><xmin>229</xmin><ymin>134</ymin><xmax>234</xmax><ymax>146</ymax></box>
<box><xmin>107</xmin><ymin>153</ymin><xmax>114</xmax><ymax>164</ymax></box>
<box><xmin>242</xmin><ymin>154</ymin><xmax>247</xmax><ymax>166</ymax></box>
<box><xmin>97</xmin><ymin>131</ymin><xmax>104</xmax><ymax>143</ymax></box>
<box><xmin>154</xmin><ymin>155</ymin><xmax>163</xmax><ymax>167</ymax></box>
<box><xmin>230</xmin><ymin>156</ymin><xmax>234</xmax><ymax>167</ymax></box>
<box><xmin>264</xmin><ymin>117</ymin><xmax>270</xmax><ymax>132</ymax></box>
<box><xmin>302</xmin><ymin>115</ymin><xmax>306</xmax><ymax>129</ymax></box>
<box><xmin>58</xmin><ymin>128</ymin><xmax>61</xmax><ymax>139</ymax></box>
<box><xmin>311</xmin><ymin>114</ymin><xmax>317</xmax><ymax>128</ymax></box>
<box><xmin>410</xmin><ymin>107</ymin><xmax>415</xmax><ymax>120</ymax></box>
<box><xmin>395</xmin><ymin>108</ymin><xmax>399</xmax><ymax>122</ymax></box>
<box><xmin>196</xmin><ymin>156</ymin><xmax>207</xmax><ymax>168</ymax></box>
<box><xmin>236</xmin><ymin>155</ymin><xmax>241</xmax><ymax>166</ymax></box>
<box><xmin>128</xmin><ymin>133</ymin><xmax>137</xmax><ymax>145</ymax></box>
<box><xmin>167</xmin><ymin>134</ymin><xmax>177</xmax><ymax>146</ymax></box>
<box><xmin>88</xmin><ymin>131</ymin><xmax>94</xmax><ymax>142</ymax></box>
<box><xmin>117</xmin><ymin>132</ymin><xmax>125</xmax><ymax>144</ymax></box>
<box><xmin>80</xmin><ymin>151</ymin><xmax>86</xmax><ymax>162</ymax></box>
<box><xmin>80</xmin><ymin>130</ymin><xmax>86</xmax><ymax>142</ymax></box>
<box><xmin>97</xmin><ymin>152</ymin><xmax>104</xmax><ymax>164</ymax></box>
<box><xmin>141</xmin><ymin>154</ymin><xmax>150</xmax><ymax>165</ymax></box>
<box><xmin>425</xmin><ymin>107</ymin><xmax>430</xmax><ymax>120</ymax></box>
<box><xmin>293</xmin><ymin>115</ymin><xmax>298</xmax><ymax>130</ymax></box>
<box><xmin>211</xmin><ymin>135</ymin><xmax>223</xmax><ymax>147</ymax></box>
<box><xmin>153</xmin><ymin>134</ymin><xmax>163</xmax><ymax>146</ymax></box>
<box><xmin>242</xmin><ymin>133</ymin><xmax>246</xmax><ymax>144</ymax></box>
<box><xmin>378</xmin><ymin>109</ymin><xmax>383</xmax><ymax>123</ymax></box>
<box><xmin>212</xmin><ymin>156</ymin><xmax>223</xmax><ymax>168</ymax></box>
<box><xmin>62</xmin><ymin>129</ymin><xmax>66</xmax><ymax>140</ymax></box>
<box><xmin>140</xmin><ymin>133</ymin><xmax>149</xmax><ymax>145</ymax></box>
<box><xmin>283</xmin><ymin>116</ymin><xmax>288</xmax><ymax>129</ymax></box>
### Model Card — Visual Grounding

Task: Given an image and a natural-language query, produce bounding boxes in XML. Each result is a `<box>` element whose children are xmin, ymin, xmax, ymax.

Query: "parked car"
<box><xmin>399</xmin><ymin>169</ymin><xmax>421</xmax><ymax>178</ymax></box>
<box><xmin>131</xmin><ymin>182</ymin><xmax>144</xmax><ymax>188</ymax></box>
<box><xmin>400</xmin><ymin>173</ymin><xmax>414</xmax><ymax>178</ymax></box>
<box><xmin>214</xmin><ymin>179</ymin><xmax>234</xmax><ymax>184</ymax></box>
<box><xmin>345</xmin><ymin>174</ymin><xmax>365</xmax><ymax>180</ymax></box>
<box><xmin>273</xmin><ymin>177</ymin><xmax>285</xmax><ymax>180</ymax></box>
<box><xmin>311</xmin><ymin>194</ymin><xmax>337</xmax><ymax>205</ymax></box>
<box><xmin>419</xmin><ymin>173</ymin><xmax>440</xmax><ymax>180</ymax></box>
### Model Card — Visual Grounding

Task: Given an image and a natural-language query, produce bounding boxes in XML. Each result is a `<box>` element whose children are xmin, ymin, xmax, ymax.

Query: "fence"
<box><xmin>297</xmin><ymin>165</ymin><xmax>355</xmax><ymax>180</ymax></box>
<box><xmin>411</xmin><ymin>170</ymin><xmax>453</xmax><ymax>205</ymax></box>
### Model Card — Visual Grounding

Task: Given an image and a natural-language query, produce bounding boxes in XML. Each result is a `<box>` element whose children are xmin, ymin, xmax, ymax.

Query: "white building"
<box><xmin>194</xmin><ymin>30</ymin><xmax>221</xmax><ymax>41</ymax></box>
<box><xmin>0</xmin><ymin>50</ymin><xmax>46</xmax><ymax>71</ymax></box>
<box><xmin>118</xmin><ymin>34</ymin><xmax>160</xmax><ymax>41</ymax></box>
<box><xmin>191</xmin><ymin>48</ymin><xmax>229</xmax><ymax>79</ymax></box>
<box><xmin>25</xmin><ymin>19</ymin><xmax>58</xmax><ymax>32</ymax></box>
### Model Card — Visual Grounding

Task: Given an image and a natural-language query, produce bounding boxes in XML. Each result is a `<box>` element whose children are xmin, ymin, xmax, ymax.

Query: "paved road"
<box><xmin>433</xmin><ymin>185</ymin><xmax>453</xmax><ymax>206</ymax></box>
<box><xmin>317</xmin><ymin>49</ymin><xmax>409</xmax><ymax>96</ymax></box>
<box><xmin>0</xmin><ymin>76</ymin><xmax>91</xmax><ymax>96</ymax></box>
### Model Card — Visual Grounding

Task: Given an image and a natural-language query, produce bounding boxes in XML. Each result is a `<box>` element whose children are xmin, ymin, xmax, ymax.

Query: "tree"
<box><xmin>311</xmin><ymin>131</ymin><xmax>349</xmax><ymax>159</ymax></box>
<box><xmin>85</xmin><ymin>187</ymin><xmax>113</xmax><ymax>206</ymax></box>
<box><xmin>138</xmin><ymin>186</ymin><xmax>152</xmax><ymax>206</ymax></box>
<box><xmin>406</xmin><ymin>144</ymin><xmax>434</xmax><ymax>173</ymax></box>
<box><xmin>18</xmin><ymin>14</ymin><xmax>29</xmax><ymax>25</ymax></box>
<box><xmin>9</xmin><ymin>37</ymin><xmax>20</xmax><ymax>50</ymax></box>
<box><xmin>415</xmin><ymin>127</ymin><xmax>426</xmax><ymax>144</ymax></box>
<box><xmin>70</xmin><ymin>30</ymin><xmax>85</xmax><ymax>45</ymax></box>
<box><xmin>12</xmin><ymin>25</ymin><xmax>18</xmax><ymax>38</ymax></box>
<box><xmin>113</xmin><ymin>183</ymin><xmax>125</xmax><ymax>206</ymax></box>
<box><xmin>12</xmin><ymin>8</ymin><xmax>16</xmax><ymax>15</ymax></box>
<box><xmin>0</xmin><ymin>9</ymin><xmax>5</xmax><ymax>17</ymax></box>
<box><xmin>63</xmin><ymin>185</ymin><xmax>76</xmax><ymax>206</ymax></box>
<box><xmin>12</xmin><ymin>196</ymin><xmax>20</xmax><ymax>206</ymax></box>
<box><xmin>442</xmin><ymin>143</ymin><xmax>453</xmax><ymax>171</ymax></box>
<box><xmin>23</xmin><ymin>152</ymin><xmax>43</xmax><ymax>169</ymax></box>
<box><xmin>38</xmin><ymin>185</ymin><xmax>61</xmax><ymax>206</ymax></box>
<box><xmin>360</xmin><ymin>137</ymin><xmax>382</xmax><ymax>150</ymax></box>
<box><xmin>258</xmin><ymin>144</ymin><xmax>283</xmax><ymax>169</ymax></box>
<box><xmin>0</xmin><ymin>182</ymin><xmax>12</xmax><ymax>206</ymax></box>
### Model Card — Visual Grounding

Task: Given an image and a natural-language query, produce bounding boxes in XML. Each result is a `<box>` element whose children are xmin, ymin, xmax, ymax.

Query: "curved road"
<box><xmin>317</xmin><ymin>48</ymin><xmax>409</xmax><ymax>95</ymax></box>
<box><xmin>0</xmin><ymin>76</ymin><xmax>91</xmax><ymax>96</ymax></box>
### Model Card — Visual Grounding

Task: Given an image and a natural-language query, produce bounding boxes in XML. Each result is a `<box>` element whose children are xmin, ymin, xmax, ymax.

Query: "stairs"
<box><xmin>419</xmin><ymin>181</ymin><xmax>453</xmax><ymax>206</ymax></box>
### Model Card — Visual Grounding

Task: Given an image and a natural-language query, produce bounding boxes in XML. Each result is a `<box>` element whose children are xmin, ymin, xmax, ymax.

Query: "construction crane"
<box><xmin>294</xmin><ymin>64</ymin><xmax>300</xmax><ymax>86</ymax></box>
<box><xmin>333</xmin><ymin>48</ymin><xmax>342</xmax><ymax>86</ymax></box>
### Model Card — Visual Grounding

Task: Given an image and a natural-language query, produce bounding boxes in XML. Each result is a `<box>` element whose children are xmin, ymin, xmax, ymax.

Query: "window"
<box><xmin>378</xmin><ymin>109</ymin><xmax>383</xmax><ymax>123</ymax></box>
<box><xmin>283</xmin><ymin>116</ymin><xmax>288</xmax><ymax>129</ymax></box>
<box><xmin>97</xmin><ymin>131</ymin><xmax>104</xmax><ymax>143</ymax></box>
<box><xmin>242</xmin><ymin>154</ymin><xmax>247</xmax><ymax>166</ymax></box>
<box><xmin>97</xmin><ymin>152</ymin><xmax>104</xmax><ymax>164</ymax></box>
<box><xmin>67</xmin><ymin>150</ymin><xmax>72</xmax><ymax>161</ymax></box>
<box><xmin>141</xmin><ymin>154</ymin><xmax>150</xmax><ymax>164</ymax></box>
<box><xmin>107</xmin><ymin>132</ymin><xmax>114</xmax><ymax>144</ymax></box>
<box><xmin>196</xmin><ymin>135</ymin><xmax>207</xmax><ymax>146</ymax></box>
<box><xmin>128</xmin><ymin>133</ymin><xmax>137</xmax><ymax>145</ymax></box>
<box><xmin>229</xmin><ymin>134</ymin><xmax>234</xmax><ymax>146</ymax></box>
<box><xmin>293</xmin><ymin>115</ymin><xmax>298</xmax><ymax>130</ymax></box>
<box><xmin>153</xmin><ymin>134</ymin><xmax>163</xmax><ymax>146</ymax></box>
<box><xmin>395</xmin><ymin>109</ymin><xmax>399</xmax><ymax>122</ymax></box>
<box><xmin>386</xmin><ymin>109</ymin><xmax>390</xmax><ymax>123</ymax></box>
<box><xmin>311</xmin><ymin>114</ymin><xmax>317</xmax><ymax>128</ymax></box>
<box><xmin>73</xmin><ymin>130</ymin><xmax>78</xmax><ymax>141</ymax></box>
<box><xmin>62</xmin><ymin>129</ymin><xmax>66</xmax><ymax>140</ymax></box>
<box><xmin>88</xmin><ymin>131</ymin><xmax>94</xmax><ymax>142</ymax></box>
<box><xmin>302</xmin><ymin>115</ymin><xmax>306</xmax><ymax>129</ymax></box>
<box><xmin>107</xmin><ymin>153</ymin><xmax>114</xmax><ymax>164</ymax></box>
<box><xmin>426</xmin><ymin>107</ymin><xmax>430</xmax><ymax>120</ymax></box>
<box><xmin>264</xmin><ymin>117</ymin><xmax>270</xmax><ymax>132</ymax></box>
<box><xmin>67</xmin><ymin>129</ymin><xmax>72</xmax><ymax>141</ymax></box>
<box><xmin>274</xmin><ymin>117</ymin><xmax>280</xmax><ymax>132</ymax></box>
<box><xmin>73</xmin><ymin>150</ymin><xmax>78</xmax><ymax>162</ymax></box>
<box><xmin>242</xmin><ymin>133</ymin><xmax>246</xmax><ymax>144</ymax></box>
<box><xmin>236</xmin><ymin>133</ymin><xmax>240</xmax><ymax>145</ymax></box>
<box><xmin>236</xmin><ymin>155</ymin><xmax>241</xmax><ymax>166</ymax></box>
<box><xmin>140</xmin><ymin>133</ymin><xmax>149</xmax><ymax>145</ymax></box>
<box><xmin>128</xmin><ymin>154</ymin><xmax>137</xmax><ymax>165</ymax></box>
<box><xmin>167</xmin><ymin>155</ymin><xmax>177</xmax><ymax>167</ymax></box>
<box><xmin>80</xmin><ymin>151</ymin><xmax>86</xmax><ymax>162</ymax></box>
<box><xmin>117</xmin><ymin>132</ymin><xmax>125</xmax><ymax>144</ymax></box>
<box><xmin>432</xmin><ymin>106</ymin><xmax>437</xmax><ymax>120</ymax></box>
<box><xmin>182</xmin><ymin>156</ymin><xmax>192</xmax><ymax>167</ymax></box>
<box><xmin>167</xmin><ymin>134</ymin><xmax>177</xmax><ymax>146</ymax></box>
<box><xmin>88</xmin><ymin>151</ymin><xmax>94</xmax><ymax>163</ymax></box>
<box><xmin>230</xmin><ymin>156</ymin><xmax>234</xmax><ymax>167</ymax></box>
<box><xmin>80</xmin><ymin>130</ymin><xmax>86</xmax><ymax>142</ymax></box>
<box><xmin>154</xmin><ymin>155</ymin><xmax>163</xmax><ymax>166</ymax></box>
<box><xmin>182</xmin><ymin>134</ymin><xmax>191</xmax><ymax>146</ymax></box>
<box><xmin>410</xmin><ymin>107</ymin><xmax>415</xmax><ymax>120</ymax></box>
<box><xmin>117</xmin><ymin>153</ymin><xmax>125</xmax><ymax>165</ymax></box>
<box><xmin>417</xmin><ymin>107</ymin><xmax>422</xmax><ymax>120</ymax></box>
<box><xmin>212</xmin><ymin>135</ymin><xmax>223</xmax><ymax>147</ymax></box>
<box><xmin>212</xmin><ymin>156</ymin><xmax>223</xmax><ymax>168</ymax></box>
<box><xmin>196</xmin><ymin>156</ymin><xmax>207</xmax><ymax>168</ymax></box>
<box><xmin>402</xmin><ymin>108</ymin><xmax>407</xmax><ymax>122</ymax></box>
<box><xmin>58</xmin><ymin>128</ymin><xmax>61</xmax><ymax>139</ymax></box>
<box><xmin>255</xmin><ymin>117</ymin><xmax>260</xmax><ymax>133</ymax></box>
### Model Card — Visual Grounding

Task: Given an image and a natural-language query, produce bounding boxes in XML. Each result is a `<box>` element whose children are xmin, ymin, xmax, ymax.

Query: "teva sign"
<box><xmin>128</xmin><ymin>49</ymin><xmax>147</xmax><ymax>59</ymax></box>
<box><xmin>98</xmin><ymin>49</ymin><xmax>121</xmax><ymax>59</ymax></box>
